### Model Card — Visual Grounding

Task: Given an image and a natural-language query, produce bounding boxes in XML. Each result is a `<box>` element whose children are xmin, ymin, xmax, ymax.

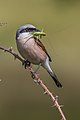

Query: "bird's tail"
<box><xmin>43</xmin><ymin>58</ymin><xmax>62</xmax><ymax>88</ymax></box>
<box><xmin>48</xmin><ymin>70</ymin><xmax>62</xmax><ymax>88</ymax></box>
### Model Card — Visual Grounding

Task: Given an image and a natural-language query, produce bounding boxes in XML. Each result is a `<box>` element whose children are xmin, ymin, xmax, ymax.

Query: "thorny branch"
<box><xmin>0</xmin><ymin>46</ymin><xmax>66</xmax><ymax>120</ymax></box>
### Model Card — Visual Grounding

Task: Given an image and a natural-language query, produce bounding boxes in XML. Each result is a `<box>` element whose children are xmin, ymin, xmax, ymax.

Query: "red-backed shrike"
<box><xmin>16</xmin><ymin>24</ymin><xmax>62</xmax><ymax>88</ymax></box>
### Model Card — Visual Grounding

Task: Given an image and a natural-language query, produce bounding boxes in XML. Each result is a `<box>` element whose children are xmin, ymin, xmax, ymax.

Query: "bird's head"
<box><xmin>16</xmin><ymin>24</ymin><xmax>46</xmax><ymax>40</ymax></box>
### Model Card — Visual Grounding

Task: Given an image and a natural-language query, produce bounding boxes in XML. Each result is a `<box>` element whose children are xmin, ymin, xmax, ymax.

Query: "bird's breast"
<box><xmin>16</xmin><ymin>38</ymin><xmax>47</xmax><ymax>65</ymax></box>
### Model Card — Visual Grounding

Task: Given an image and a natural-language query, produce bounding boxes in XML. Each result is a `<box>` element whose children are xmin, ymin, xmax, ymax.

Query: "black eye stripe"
<box><xmin>20</xmin><ymin>29</ymin><xmax>26</xmax><ymax>33</ymax></box>
<box><xmin>20</xmin><ymin>28</ymin><xmax>39</xmax><ymax>33</ymax></box>
<box><xmin>27</xmin><ymin>28</ymin><xmax>37</xmax><ymax>31</ymax></box>
<box><xmin>20</xmin><ymin>28</ymin><xmax>35</xmax><ymax>33</ymax></box>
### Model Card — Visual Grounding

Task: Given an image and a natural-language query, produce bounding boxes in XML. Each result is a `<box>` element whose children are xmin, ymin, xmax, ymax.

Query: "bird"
<box><xmin>16</xmin><ymin>24</ymin><xmax>62</xmax><ymax>88</ymax></box>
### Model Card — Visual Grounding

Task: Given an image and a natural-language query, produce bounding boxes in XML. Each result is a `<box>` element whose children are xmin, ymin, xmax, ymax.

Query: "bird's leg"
<box><xmin>33</xmin><ymin>63</ymin><xmax>41</xmax><ymax>83</ymax></box>
<box><xmin>34</xmin><ymin>63</ymin><xmax>41</xmax><ymax>73</ymax></box>
<box><xmin>22</xmin><ymin>60</ymin><xmax>31</xmax><ymax>69</ymax></box>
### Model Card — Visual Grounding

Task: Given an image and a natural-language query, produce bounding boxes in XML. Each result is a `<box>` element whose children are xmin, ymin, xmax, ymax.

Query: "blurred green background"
<box><xmin>0</xmin><ymin>0</ymin><xmax>80</xmax><ymax>120</ymax></box>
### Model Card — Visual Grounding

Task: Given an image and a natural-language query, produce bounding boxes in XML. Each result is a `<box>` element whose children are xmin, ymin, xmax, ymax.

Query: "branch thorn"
<box><xmin>55</xmin><ymin>96</ymin><xmax>58</xmax><ymax>101</ymax></box>
<box><xmin>43</xmin><ymin>91</ymin><xmax>47</xmax><ymax>94</ymax></box>
<box><xmin>60</xmin><ymin>105</ymin><xmax>64</xmax><ymax>108</ymax></box>
<box><xmin>8</xmin><ymin>47</ymin><xmax>13</xmax><ymax>51</ymax></box>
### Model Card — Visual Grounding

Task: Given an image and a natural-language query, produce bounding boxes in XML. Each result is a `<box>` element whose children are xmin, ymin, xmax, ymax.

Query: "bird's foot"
<box><xmin>22</xmin><ymin>60</ymin><xmax>31</xmax><ymax>69</ymax></box>
<box><xmin>31</xmin><ymin>71</ymin><xmax>37</xmax><ymax>78</ymax></box>
<box><xmin>31</xmin><ymin>72</ymin><xmax>35</xmax><ymax>79</ymax></box>
<box><xmin>31</xmin><ymin>71</ymin><xmax>40</xmax><ymax>84</ymax></box>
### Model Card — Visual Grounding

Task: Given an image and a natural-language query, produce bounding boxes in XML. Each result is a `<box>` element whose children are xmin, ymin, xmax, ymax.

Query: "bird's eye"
<box><xmin>25</xmin><ymin>28</ymin><xmax>34</xmax><ymax>32</ymax></box>
<box><xmin>20</xmin><ymin>29</ymin><xmax>26</xmax><ymax>33</ymax></box>
<box><xmin>29</xmin><ymin>28</ymin><xmax>36</xmax><ymax>31</ymax></box>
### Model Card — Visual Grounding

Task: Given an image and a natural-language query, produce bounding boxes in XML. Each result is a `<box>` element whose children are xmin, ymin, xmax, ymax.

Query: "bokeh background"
<box><xmin>0</xmin><ymin>0</ymin><xmax>80</xmax><ymax>119</ymax></box>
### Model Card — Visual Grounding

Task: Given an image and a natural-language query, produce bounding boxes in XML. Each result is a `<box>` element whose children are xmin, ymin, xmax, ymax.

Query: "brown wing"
<box><xmin>34</xmin><ymin>37</ymin><xmax>52</xmax><ymax>62</ymax></box>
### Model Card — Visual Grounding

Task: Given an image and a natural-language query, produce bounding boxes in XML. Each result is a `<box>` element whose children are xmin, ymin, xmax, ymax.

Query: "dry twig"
<box><xmin>0</xmin><ymin>46</ymin><xmax>66</xmax><ymax>120</ymax></box>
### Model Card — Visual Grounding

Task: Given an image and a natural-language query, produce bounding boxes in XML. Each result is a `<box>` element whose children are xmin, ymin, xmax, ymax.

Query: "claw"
<box><xmin>22</xmin><ymin>60</ymin><xmax>31</xmax><ymax>69</ymax></box>
<box><xmin>31</xmin><ymin>71</ymin><xmax>36</xmax><ymax>79</ymax></box>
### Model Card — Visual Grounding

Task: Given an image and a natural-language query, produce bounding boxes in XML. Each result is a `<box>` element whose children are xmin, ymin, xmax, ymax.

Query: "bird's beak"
<box><xmin>35</xmin><ymin>28</ymin><xmax>41</xmax><ymax>32</ymax></box>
